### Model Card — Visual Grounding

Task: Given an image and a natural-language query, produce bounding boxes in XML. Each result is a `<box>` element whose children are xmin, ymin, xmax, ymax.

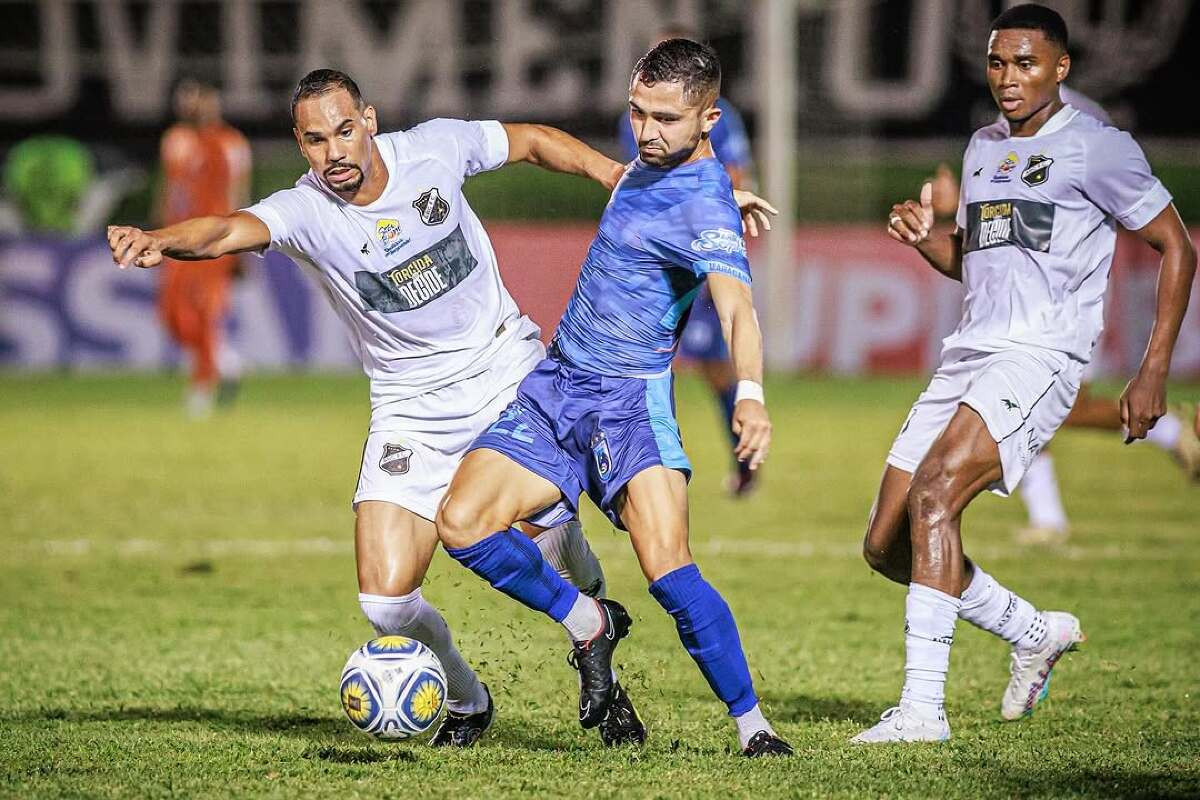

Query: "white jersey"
<box><xmin>950</xmin><ymin>104</ymin><xmax>1172</xmax><ymax>362</ymax></box>
<box><xmin>244</xmin><ymin>119</ymin><xmax>538</xmax><ymax>400</ymax></box>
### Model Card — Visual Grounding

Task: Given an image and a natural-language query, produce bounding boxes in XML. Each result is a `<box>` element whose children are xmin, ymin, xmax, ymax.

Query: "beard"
<box><xmin>323</xmin><ymin>164</ymin><xmax>363</xmax><ymax>193</ymax></box>
<box><xmin>638</xmin><ymin>133</ymin><xmax>702</xmax><ymax>168</ymax></box>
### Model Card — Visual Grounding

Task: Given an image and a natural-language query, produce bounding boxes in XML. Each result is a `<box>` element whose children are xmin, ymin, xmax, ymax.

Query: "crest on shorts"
<box><xmin>413</xmin><ymin>187</ymin><xmax>450</xmax><ymax>226</ymax></box>
<box><xmin>380</xmin><ymin>443</ymin><xmax>414</xmax><ymax>475</ymax></box>
<box><xmin>591</xmin><ymin>431</ymin><xmax>612</xmax><ymax>480</ymax></box>
<box><xmin>1021</xmin><ymin>154</ymin><xmax>1054</xmax><ymax>187</ymax></box>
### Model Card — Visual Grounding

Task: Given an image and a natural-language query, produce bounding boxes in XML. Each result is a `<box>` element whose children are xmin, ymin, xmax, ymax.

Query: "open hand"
<box><xmin>732</xmin><ymin>399</ymin><xmax>771</xmax><ymax>470</ymax></box>
<box><xmin>732</xmin><ymin>190</ymin><xmax>779</xmax><ymax>238</ymax></box>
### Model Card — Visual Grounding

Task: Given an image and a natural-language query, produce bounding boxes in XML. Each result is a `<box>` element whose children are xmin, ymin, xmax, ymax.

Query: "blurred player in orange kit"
<box><xmin>157</xmin><ymin>78</ymin><xmax>251</xmax><ymax>417</ymax></box>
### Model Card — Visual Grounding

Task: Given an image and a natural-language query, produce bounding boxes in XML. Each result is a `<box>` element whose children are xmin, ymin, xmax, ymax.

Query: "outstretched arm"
<box><xmin>1120</xmin><ymin>203</ymin><xmax>1197</xmax><ymax>441</ymax></box>
<box><xmin>707</xmin><ymin>273</ymin><xmax>770</xmax><ymax>470</ymax></box>
<box><xmin>502</xmin><ymin>123</ymin><xmax>626</xmax><ymax>191</ymax></box>
<box><xmin>888</xmin><ymin>181</ymin><xmax>963</xmax><ymax>281</ymax></box>
<box><xmin>107</xmin><ymin>211</ymin><xmax>271</xmax><ymax>269</ymax></box>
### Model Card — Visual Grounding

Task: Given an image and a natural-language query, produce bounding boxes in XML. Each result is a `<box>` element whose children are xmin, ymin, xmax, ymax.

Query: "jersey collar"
<box><xmin>1004</xmin><ymin>104</ymin><xmax>1079</xmax><ymax>140</ymax></box>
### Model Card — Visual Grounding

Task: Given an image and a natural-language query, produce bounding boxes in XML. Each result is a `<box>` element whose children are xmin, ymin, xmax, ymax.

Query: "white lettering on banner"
<box><xmin>599</xmin><ymin>0</ymin><xmax>699</xmax><ymax>109</ymax></box>
<box><xmin>222</xmin><ymin>0</ymin><xmax>271</xmax><ymax>119</ymax></box>
<box><xmin>97</xmin><ymin>0</ymin><xmax>177</xmax><ymax>121</ymax></box>
<box><xmin>298</xmin><ymin>0</ymin><xmax>465</xmax><ymax>119</ymax></box>
<box><xmin>66</xmin><ymin>251</ymin><xmax>169</xmax><ymax>369</ymax></box>
<box><xmin>494</xmin><ymin>1</ymin><xmax>583</xmax><ymax>117</ymax></box>
<box><xmin>829</xmin><ymin>267</ymin><xmax>922</xmax><ymax>374</ymax></box>
<box><xmin>826</xmin><ymin>0</ymin><xmax>951</xmax><ymax>118</ymax></box>
<box><xmin>0</xmin><ymin>0</ymin><xmax>76</xmax><ymax>118</ymax></box>
<box><xmin>0</xmin><ymin>244</ymin><xmax>64</xmax><ymax>366</ymax></box>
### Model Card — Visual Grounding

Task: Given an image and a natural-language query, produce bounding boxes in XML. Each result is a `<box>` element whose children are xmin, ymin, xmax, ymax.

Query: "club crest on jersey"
<box><xmin>376</xmin><ymin>219</ymin><xmax>409</xmax><ymax>256</ymax></box>
<box><xmin>413</xmin><ymin>187</ymin><xmax>450</xmax><ymax>226</ymax></box>
<box><xmin>591</xmin><ymin>431</ymin><xmax>612</xmax><ymax>480</ymax></box>
<box><xmin>991</xmin><ymin>151</ymin><xmax>1020</xmax><ymax>183</ymax></box>
<box><xmin>690</xmin><ymin>228</ymin><xmax>746</xmax><ymax>256</ymax></box>
<box><xmin>379</xmin><ymin>443</ymin><xmax>413</xmax><ymax>475</ymax></box>
<box><xmin>1021</xmin><ymin>154</ymin><xmax>1054</xmax><ymax>187</ymax></box>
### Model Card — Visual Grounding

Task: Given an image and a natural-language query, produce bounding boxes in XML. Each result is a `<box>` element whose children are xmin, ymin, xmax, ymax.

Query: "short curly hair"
<box><xmin>631</xmin><ymin>38</ymin><xmax>721</xmax><ymax>106</ymax></box>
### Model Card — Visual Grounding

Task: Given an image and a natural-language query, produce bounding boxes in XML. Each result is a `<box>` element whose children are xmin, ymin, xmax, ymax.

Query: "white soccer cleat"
<box><xmin>1001</xmin><ymin>610</ymin><xmax>1085</xmax><ymax>721</ymax></box>
<box><xmin>850</xmin><ymin>705</ymin><xmax>951</xmax><ymax>744</ymax></box>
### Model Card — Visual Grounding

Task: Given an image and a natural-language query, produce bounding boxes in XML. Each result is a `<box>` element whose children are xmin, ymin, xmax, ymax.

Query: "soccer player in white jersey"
<box><xmin>106</xmin><ymin>69</ymin><xmax>651</xmax><ymax>748</ymax></box>
<box><xmin>854</xmin><ymin>4</ymin><xmax>1196</xmax><ymax>743</ymax></box>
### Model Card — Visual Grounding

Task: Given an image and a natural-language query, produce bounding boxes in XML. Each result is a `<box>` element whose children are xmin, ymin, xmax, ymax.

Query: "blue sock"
<box><xmin>445</xmin><ymin>529</ymin><xmax>580</xmax><ymax>623</ymax></box>
<box><xmin>718</xmin><ymin>384</ymin><xmax>738</xmax><ymax>447</ymax></box>
<box><xmin>649</xmin><ymin>563</ymin><xmax>758</xmax><ymax>716</ymax></box>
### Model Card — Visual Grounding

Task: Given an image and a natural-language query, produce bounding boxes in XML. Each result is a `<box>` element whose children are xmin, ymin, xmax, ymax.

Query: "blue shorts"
<box><xmin>468</xmin><ymin>356</ymin><xmax>692</xmax><ymax>530</ymax></box>
<box><xmin>677</xmin><ymin>288</ymin><xmax>729</xmax><ymax>362</ymax></box>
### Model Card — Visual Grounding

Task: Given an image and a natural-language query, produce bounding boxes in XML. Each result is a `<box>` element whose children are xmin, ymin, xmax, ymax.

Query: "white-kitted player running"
<box><xmin>856</xmin><ymin>4</ymin><xmax>1196</xmax><ymax>743</ymax></box>
<box><xmin>106</xmin><ymin>69</ymin><xmax>647</xmax><ymax>748</ymax></box>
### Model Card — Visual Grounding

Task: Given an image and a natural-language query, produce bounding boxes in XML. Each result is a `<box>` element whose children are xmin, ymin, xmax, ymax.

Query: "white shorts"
<box><xmin>354</xmin><ymin>333</ymin><xmax>546</xmax><ymax>521</ymax></box>
<box><xmin>886</xmin><ymin>348</ymin><xmax>1084</xmax><ymax>496</ymax></box>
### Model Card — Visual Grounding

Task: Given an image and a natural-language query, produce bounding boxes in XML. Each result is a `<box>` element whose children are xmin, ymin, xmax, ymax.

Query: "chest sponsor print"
<box><xmin>354</xmin><ymin>225</ymin><xmax>478</xmax><ymax>312</ymax></box>
<box><xmin>963</xmin><ymin>199</ymin><xmax>1055</xmax><ymax>254</ymax></box>
<box><xmin>375</xmin><ymin>218</ymin><xmax>409</xmax><ymax>256</ymax></box>
<box><xmin>991</xmin><ymin>151</ymin><xmax>1020</xmax><ymax>183</ymax></box>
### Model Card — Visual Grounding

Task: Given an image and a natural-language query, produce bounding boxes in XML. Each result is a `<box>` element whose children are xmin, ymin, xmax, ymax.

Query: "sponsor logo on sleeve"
<box><xmin>990</xmin><ymin>151</ymin><xmax>1020</xmax><ymax>183</ymax></box>
<box><xmin>1020</xmin><ymin>154</ymin><xmax>1054</xmax><ymax>187</ymax></box>
<box><xmin>412</xmin><ymin>187</ymin><xmax>450</xmax><ymax>226</ymax></box>
<box><xmin>690</xmin><ymin>228</ymin><xmax>746</xmax><ymax>256</ymax></box>
<box><xmin>963</xmin><ymin>199</ymin><xmax>1055</xmax><ymax>253</ymax></box>
<box><xmin>375</xmin><ymin>219</ymin><xmax>409</xmax><ymax>256</ymax></box>
<box><xmin>379</xmin><ymin>443</ymin><xmax>414</xmax><ymax>475</ymax></box>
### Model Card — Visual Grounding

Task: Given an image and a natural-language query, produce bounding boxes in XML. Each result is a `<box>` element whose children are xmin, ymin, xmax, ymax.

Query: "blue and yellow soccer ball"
<box><xmin>339</xmin><ymin>636</ymin><xmax>447</xmax><ymax>740</ymax></box>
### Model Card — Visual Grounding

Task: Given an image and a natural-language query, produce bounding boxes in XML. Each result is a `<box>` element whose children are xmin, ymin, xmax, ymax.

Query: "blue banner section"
<box><xmin>0</xmin><ymin>235</ymin><xmax>357</xmax><ymax>371</ymax></box>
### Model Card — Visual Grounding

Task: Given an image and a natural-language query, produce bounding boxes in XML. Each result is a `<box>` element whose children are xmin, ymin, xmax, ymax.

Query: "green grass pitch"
<box><xmin>1</xmin><ymin>373</ymin><xmax>1197</xmax><ymax>799</ymax></box>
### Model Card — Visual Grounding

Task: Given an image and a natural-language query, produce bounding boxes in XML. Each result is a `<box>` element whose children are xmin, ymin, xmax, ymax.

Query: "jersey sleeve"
<box><xmin>241</xmin><ymin>185</ymin><xmax>322</xmax><ymax>254</ymax></box>
<box><xmin>407</xmin><ymin>118</ymin><xmax>509</xmax><ymax>178</ymax></box>
<box><xmin>643</xmin><ymin>195</ymin><xmax>751</xmax><ymax>283</ymax></box>
<box><xmin>1081</xmin><ymin>128</ymin><xmax>1172</xmax><ymax>231</ymax></box>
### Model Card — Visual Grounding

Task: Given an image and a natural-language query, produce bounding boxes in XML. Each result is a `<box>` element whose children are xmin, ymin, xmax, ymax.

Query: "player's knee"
<box><xmin>434</xmin><ymin>495</ymin><xmax>493</xmax><ymax>550</ymax></box>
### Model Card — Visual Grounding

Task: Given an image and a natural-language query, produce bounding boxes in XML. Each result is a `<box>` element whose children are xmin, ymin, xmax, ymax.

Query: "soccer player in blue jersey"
<box><xmin>617</xmin><ymin>25</ymin><xmax>761</xmax><ymax>497</ymax></box>
<box><xmin>433</xmin><ymin>38</ymin><xmax>791</xmax><ymax>757</ymax></box>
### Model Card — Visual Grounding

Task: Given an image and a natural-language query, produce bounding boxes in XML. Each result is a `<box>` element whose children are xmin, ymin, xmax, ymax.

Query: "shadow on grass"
<box><xmin>32</xmin><ymin>706</ymin><xmax>348</xmax><ymax>738</ymax></box>
<box><xmin>301</xmin><ymin>744</ymin><xmax>419</xmax><ymax>764</ymax></box>
<box><xmin>772</xmin><ymin>693</ymin><xmax>880</xmax><ymax>725</ymax></box>
<box><xmin>992</xmin><ymin>769</ymin><xmax>1200</xmax><ymax>800</ymax></box>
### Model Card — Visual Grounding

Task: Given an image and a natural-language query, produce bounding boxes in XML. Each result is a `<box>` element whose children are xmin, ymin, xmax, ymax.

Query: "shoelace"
<box><xmin>878</xmin><ymin>706</ymin><xmax>904</xmax><ymax>728</ymax></box>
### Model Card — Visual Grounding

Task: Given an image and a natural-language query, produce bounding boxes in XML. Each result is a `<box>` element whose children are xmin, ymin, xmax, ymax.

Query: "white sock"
<box><xmin>958</xmin><ymin>565</ymin><xmax>1048</xmax><ymax>650</ymax></box>
<box><xmin>534</xmin><ymin>520</ymin><xmax>607</xmax><ymax>598</ymax></box>
<box><xmin>900</xmin><ymin>583</ymin><xmax>960</xmax><ymax>721</ymax></box>
<box><xmin>1018</xmin><ymin>452</ymin><xmax>1068</xmax><ymax>530</ymax></box>
<box><xmin>561</xmin><ymin>593</ymin><xmax>603</xmax><ymax>642</ymax></box>
<box><xmin>733</xmin><ymin>703</ymin><xmax>774</xmax><ymax>750</ymax></box>
<box><xmin>1144</xmin><ymin>412</ymin><xmax>1182</xmax><ymax>451</ymax></box>
<box><xmin>358</xmin><ymin>591</ymin><xmax>488</xmax><ymax>715</ymax></box>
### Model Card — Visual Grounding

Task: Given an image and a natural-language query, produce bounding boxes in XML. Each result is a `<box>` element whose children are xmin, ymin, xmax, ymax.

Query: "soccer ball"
<box><xmin>339</xmin><ymin>636</ymin><xmax>447</xmax><ymax>739</ymax></box>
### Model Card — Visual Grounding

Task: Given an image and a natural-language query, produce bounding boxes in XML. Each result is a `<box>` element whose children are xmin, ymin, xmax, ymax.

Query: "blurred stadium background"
<box><xmin>2</xmin><ymin>0</ymin><xmax>1200</xmax><ymax>377</ymax></box>
<box><xmin>2</xmin><ymin>3</ymin><xmax>1199</xmax><ymax>797</ymax></box>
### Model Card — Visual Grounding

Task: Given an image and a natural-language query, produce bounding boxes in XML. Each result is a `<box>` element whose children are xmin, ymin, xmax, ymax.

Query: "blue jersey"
<box><xmin>617</xmin><ymin>97</ymin><xmax>753</xmax><ymax>170</ymax></box>
<box><xmin>553</xmin><ymin>157</ymin><xmax>750</xmax><ymax>378</ymax></box>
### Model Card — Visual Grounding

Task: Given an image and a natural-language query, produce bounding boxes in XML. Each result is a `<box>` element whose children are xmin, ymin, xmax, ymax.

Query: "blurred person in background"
<box><xmin>617</xmin><ymin>24</ymin><xmax>761</xmax><ymax>497</ymax></box>
<box><xmin>157</xmin><ymin>77</ymin><xmax>252</xmax><ymax>417</ymax></box>
<box><xmin>927</xmin><ymin>83</ymin><xmax>1199</xmax><ymax>546</ymax></box>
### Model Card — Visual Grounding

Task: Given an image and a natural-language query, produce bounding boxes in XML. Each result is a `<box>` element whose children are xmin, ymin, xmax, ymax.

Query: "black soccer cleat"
<box><xmin>428</xmin><ymin>683</ymin><xmax>494</xmax><ymax>748</ymax></box>
<box><xmin>741</xmin><ymin>730</ymin><xmax>794</xmax><ymax>758</ymax></box>
<box><xmin>598</xmin><ymin>680</ymin><xmax>646</xmax><ymax>747</ymax></box>
<box><xmin>567</xmin><ymin>598</ymin><xmax>632</xmax><ymax>729</ymax></box>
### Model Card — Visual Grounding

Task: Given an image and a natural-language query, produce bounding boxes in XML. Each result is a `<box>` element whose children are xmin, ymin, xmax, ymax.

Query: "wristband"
<box><xmin>735</xmin><ymin>380</ymin><xmax>765</xmax><ymax>405</ymax></box>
